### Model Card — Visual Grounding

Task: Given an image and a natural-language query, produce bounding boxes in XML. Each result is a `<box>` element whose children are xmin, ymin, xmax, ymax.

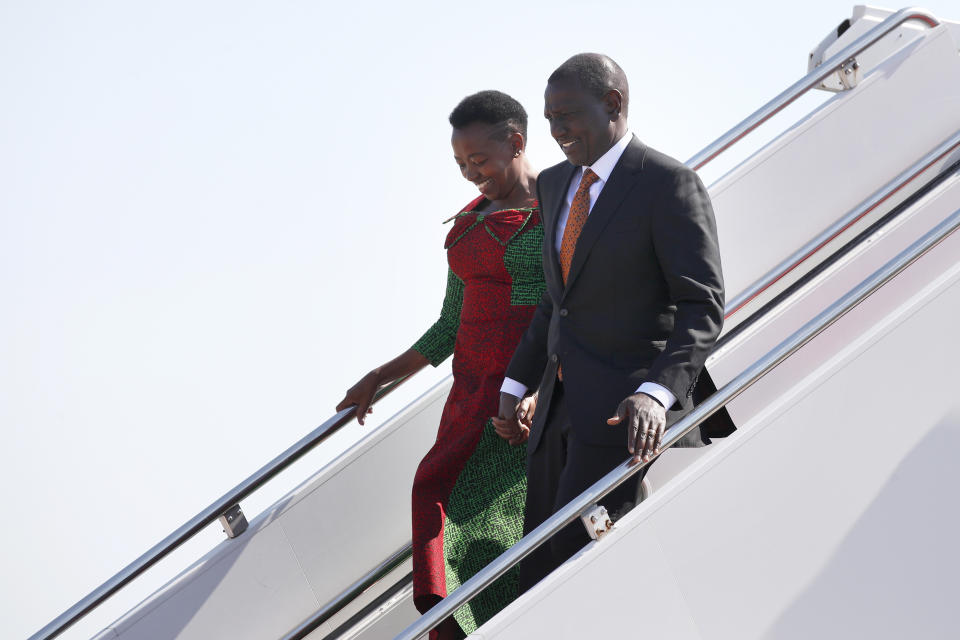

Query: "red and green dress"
<box><xmin>410</xmin><ymin>196</ymin><xmax>545</xmax><ymax>634</ymax></box>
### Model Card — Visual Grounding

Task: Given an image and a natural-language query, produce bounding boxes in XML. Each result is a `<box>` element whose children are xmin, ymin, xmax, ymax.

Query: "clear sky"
<box><xmin>3</xmin><ymin>2</ymin><xmax>957</xmax><ymax>638</ymax></box>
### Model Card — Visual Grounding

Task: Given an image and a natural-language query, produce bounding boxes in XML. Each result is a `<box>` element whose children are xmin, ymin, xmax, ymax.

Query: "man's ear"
<box><xmin>605</xmin><ymin>89</ymin><xmax>624</xmax><ymax>121</ymax></box>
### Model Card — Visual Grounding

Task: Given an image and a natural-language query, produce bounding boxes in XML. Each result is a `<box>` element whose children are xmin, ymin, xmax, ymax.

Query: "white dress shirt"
<box><xmin>500</xmin><ymin>131</ymin><xmax>678</xmax><ymax>410</ymax></box>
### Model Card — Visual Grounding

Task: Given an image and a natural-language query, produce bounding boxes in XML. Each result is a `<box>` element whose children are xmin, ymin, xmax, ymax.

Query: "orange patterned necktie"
<box><xmin>556</xmin><ymin>168</ymin><xmax>598</xmax><ymax>381</ymax></box>
<box><xmin>558</xmin><ymin>168</ymin><xmax>600</xmax><ymax>285</ymax></box>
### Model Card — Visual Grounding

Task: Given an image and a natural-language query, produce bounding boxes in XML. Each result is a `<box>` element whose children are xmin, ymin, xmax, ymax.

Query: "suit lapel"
<box><xmin>545</xmin><ymin>163</ymin><xmax>578</xmax><ymax>300</ymax></box>
<box><xmin>563</xmin><ymin>137</ymin><xmax>646</xmax><ymax>298</ymax></box>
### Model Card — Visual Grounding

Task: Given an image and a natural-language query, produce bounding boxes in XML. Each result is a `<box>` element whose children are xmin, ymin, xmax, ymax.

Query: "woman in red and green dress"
<box><xmin>337</xmin><ymin>90</ymin><xmax>544</xmax><ymax>640</ymax></box>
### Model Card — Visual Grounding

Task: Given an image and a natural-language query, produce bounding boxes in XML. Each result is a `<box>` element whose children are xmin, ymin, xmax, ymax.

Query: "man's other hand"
<box><xmin>606</xmin><ymin>393</ymin><xmax>666</xmax><ymax>462</ymax></box>
<box><xmin>493</xmin><ymin>392</ymin><xmax>530</xmax><ymax>446</ymax></box>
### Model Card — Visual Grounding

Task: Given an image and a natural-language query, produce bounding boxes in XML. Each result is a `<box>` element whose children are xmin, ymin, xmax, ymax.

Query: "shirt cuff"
<box><xmin>636</xmin><ymin>382</ymin><xmax>676</xmax><ymax>410</ymax></box>
<box><xmin>500</xmin><ymin>377</ymin><xmax>529</xmax><ymax>399</ymax></box>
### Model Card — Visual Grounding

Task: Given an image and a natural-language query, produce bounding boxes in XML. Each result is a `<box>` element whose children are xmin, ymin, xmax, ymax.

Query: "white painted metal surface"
<box><xmin>90</xmin><ymin>8</ymin><xmax>960</xmax><ymax>640</ymax></box>
<box><xmin>477</xmin><ymin>195</ymin><xmax>960</xmax><ymax>640</ymax></box>
<box><xmin>711</xmin><ymin>21</ymin><xmax>960</xmax><ymax>323</ymax></box>
<box><xmin>714</xmin><ymin>170</ymin><xmax>960</xmax><ymax>419</ymax></box>
<box><xmin>809</xmin><ymin>5</ymin><xmax>960</xmax><ymax>92</ymax></box>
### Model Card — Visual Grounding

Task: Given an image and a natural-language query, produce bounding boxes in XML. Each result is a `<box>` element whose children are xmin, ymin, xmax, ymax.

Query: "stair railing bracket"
<box><xmin>219</xmin><ymin>504</ymin><xmax>248</xmax><ymax>539</ymax></box>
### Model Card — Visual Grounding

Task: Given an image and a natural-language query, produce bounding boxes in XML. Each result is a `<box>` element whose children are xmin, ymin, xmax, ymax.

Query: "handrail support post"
<box><xmin>839</xmin><ymin>57</ymin><xmax>861</xmax><ymax>90</ymax></box>
<box><xmin>579</xmin><ymin>504</ymin><xmax>614</xmax><ymax>541</ymax></box>
<box><xmin>219</xmin><ymin>504</ymin><xmax>248</xmax><ymax>539</ymax></box>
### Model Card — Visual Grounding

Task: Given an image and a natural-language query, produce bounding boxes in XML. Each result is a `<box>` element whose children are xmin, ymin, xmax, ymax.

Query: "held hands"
<box><xmin>492</xmin><ymin>391</ymin><xmax>537</xmax><ymax>446</ymax></box>
<box><xmin>335</xmin><ymin>371</ymin><xmax>381</xmax><ymax>425</ymax></box>
<box><xmin>607</xmin><ymin>392</ymin><xmax>666</xmax><ymax>463</ymax></box>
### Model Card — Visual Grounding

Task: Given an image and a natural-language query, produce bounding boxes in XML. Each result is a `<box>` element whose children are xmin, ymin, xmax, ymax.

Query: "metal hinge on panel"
<box><xmin>219</xmin><ymin>503</ymin><xmax>248</xmax><ymax>538</ymax></box>
<box><xmin>580</xmin><ymin>504</ymin><xmax>614</xmax><ymax>541</ymax></box>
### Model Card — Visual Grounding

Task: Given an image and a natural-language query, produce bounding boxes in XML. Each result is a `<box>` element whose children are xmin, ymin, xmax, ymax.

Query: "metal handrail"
<box><xmin>282</xmin><ymin>543</ymin><xmax>413</xmax><ymax>640</ymax></box>
<box><xmin>686</xmin><ymin>7</ymin><xmax>940</xmax><ymax>171</ymax></box>
<box><xmin>396</xmin><ymin>204</ymin><xmax>960</xmax><ymax>639</ymax></box>
<box><xmin>723</xmin><ymin>130</ymin><xmax>960</xmax><ymax>318</ymax></box>
<box><xmin>286</xmin><ymin>11</ymin><xmax>950</xmax><ymax>634</ymax></box>
<box><xmin>287</xmin><ymin>7</ymin><xmax>947</xmax><ymax>635</ymax></box>
<box><xmin>31</xmin><ymin>9</ymin><xmax>945</xmax><ymax>640</ymax></box>
<box><xmin>286</xmin><ymin>136</ymin><xmax>960</xmax><ymax>639</ymax></box>
<box><xmin>278</xmin><ymin>139</ymin><xmax>959</xmax><ymax>637</ymax></box>
<box><xmin>28</xmin><ymin>376</ymin><xmax>414</xmax><ymax>640</ymax></box>
<box><xmin>714</xmin><ymin>157</ymin><xmax>960</xmax><ymax>353</ymax></box>
<box><xmin>300</xmin><ymin>55</ymin><xmax>958</xmax><ymax>640</ymax></box>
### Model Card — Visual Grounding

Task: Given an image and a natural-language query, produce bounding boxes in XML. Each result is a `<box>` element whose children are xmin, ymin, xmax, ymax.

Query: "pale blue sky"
<box><xmin>3</xmin><ymin>2</ymin><xmax>957</xmax><ymax>638</ymax></box>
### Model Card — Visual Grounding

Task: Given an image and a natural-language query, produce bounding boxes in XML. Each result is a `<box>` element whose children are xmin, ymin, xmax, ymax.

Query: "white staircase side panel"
<box><xmin>652</xmin><ymin>168</ymin><xmax>960</xmax><ymax>498</ymax></box>
<box><xmin>476</xmin><ymin>207</ymin><xmax>960</xmax><ymax>639</ymax></box>
<box><xmin>710</xmin><ymin>169</ymin><xmax>960</xmax><ymax>420</ymax></box>
<box><xmin>97</xmin><ymin>379</ymin><xmax>451</xmax><ymax>640</ymax></box>
<box><xmin>710</xmin><ymin>25</ymin><xmax>960</xmax><ymax>314</ymax></box>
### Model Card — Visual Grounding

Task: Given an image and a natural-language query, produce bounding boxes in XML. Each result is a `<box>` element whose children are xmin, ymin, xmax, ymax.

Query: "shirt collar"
<box><xmin>583</xmin><ymin>130</ymin><xmax>633</xmax><ymax>184</ymax></box>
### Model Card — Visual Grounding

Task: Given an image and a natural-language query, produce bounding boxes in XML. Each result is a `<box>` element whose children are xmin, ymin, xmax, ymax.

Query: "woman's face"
<box><xmin>451</xmin><ymin>122</ymin><xmax>523</xmax><ymax>202</ymax></box>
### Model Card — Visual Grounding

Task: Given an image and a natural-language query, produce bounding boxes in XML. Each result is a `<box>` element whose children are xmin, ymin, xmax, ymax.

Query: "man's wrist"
<box><xmin>637</xmin><ymin>391</ymin><xmax>664</xmax><ymax>408</ymax></box>
<box><xmin>635</xmin><ymin>381</ymin><xmax>676</xmax><ymax>410</ymax></box>
<box><xmin>500</xmin><ymin>377</ymin><xmax>529</xmax><ymax>399</ymax></box>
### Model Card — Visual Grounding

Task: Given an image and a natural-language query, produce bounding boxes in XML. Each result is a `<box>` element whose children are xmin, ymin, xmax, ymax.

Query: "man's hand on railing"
<box><xmin>607</xmin><ymin>392</ymin><xmax>666</xmax><ymax>463</ymax></box>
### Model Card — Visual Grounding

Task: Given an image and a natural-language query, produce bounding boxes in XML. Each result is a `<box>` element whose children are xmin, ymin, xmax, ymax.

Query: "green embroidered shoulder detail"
<box><xmin>411</xmin><ymin>268</ymin><xmax>464</xmax><ymax>366</ymax></box>
<box><xmin>503</xmin><ymin>220</ymin><xmax>546</xmax><ymax>306</ymax></box>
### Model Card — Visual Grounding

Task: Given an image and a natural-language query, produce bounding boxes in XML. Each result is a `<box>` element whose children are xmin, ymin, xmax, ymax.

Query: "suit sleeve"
<box><xmin>504</xmin><ymin>177</ymin><xmax>553</xmax><ymax>388</ymax></box>
<box><xmin>647</xmin><ymin>167</ymin><xmax>725</xmax><ymax>404</ymax></box>
<box><xmin>505</xmin><ymin>288</ymin><xmax>552</xmax><ymax>388</ymax></box>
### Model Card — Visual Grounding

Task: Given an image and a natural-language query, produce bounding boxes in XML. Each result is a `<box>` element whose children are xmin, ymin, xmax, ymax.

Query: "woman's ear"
<box><xmin>509</xmin><ymin>131</ymin><xmax>525</xmax><ymax>157</ymax></box>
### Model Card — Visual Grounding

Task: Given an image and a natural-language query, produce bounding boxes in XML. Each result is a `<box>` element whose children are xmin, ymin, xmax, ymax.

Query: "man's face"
<box><xmin>543</xmin><ymin>79</ymin><xmax>617</xmax><ymax>167</ymax></box>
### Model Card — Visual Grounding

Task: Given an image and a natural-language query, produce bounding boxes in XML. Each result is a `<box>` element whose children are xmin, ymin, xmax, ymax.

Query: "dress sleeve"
<box><xmin>411</xmin><ymin>267</ymin><xmax>464</xmax><ymax>366</ymax></box>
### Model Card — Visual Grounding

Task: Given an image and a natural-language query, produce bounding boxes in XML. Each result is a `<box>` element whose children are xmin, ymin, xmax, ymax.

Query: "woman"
<box><xmin>336</xmin><ymin>90</ymin><xmax>542</xmax><ymax>639</ymax></box>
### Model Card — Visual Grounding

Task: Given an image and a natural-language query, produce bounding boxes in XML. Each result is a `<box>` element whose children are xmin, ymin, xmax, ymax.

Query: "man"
<box><xmin>493</xmin><ymin>53</ymin><xmax>733</xmax><ymax>592</ymax></box>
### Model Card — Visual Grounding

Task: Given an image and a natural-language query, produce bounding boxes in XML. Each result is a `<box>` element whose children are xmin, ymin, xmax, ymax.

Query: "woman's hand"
<box><xmin>334</xmin><ymin>350</ymin><xmax>430</xmax><ymax>426</ymax></box>
<box><xmin>336</xmin><ymin>371</ymin><xmax>381</xmax><ymax>425</ymax></box>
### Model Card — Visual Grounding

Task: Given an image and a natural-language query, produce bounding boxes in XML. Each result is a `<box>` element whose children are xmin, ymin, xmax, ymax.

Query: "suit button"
<box><xmin>559</xmin><ymin>308</ymin><xmax>569</xmax><ymax>317</ymax></box>
<box><xmin>551</xmin><ymin>354</ymin><xmax>558</xmax><ymax>363</ymax></box>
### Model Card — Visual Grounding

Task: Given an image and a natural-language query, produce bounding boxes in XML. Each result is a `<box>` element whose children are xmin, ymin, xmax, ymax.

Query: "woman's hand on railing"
<box><xmin>336</xmin><ymin>372</ymin><xmax>381</xmax><ymax>425</ymax></box>
<box><xmin>336</xmin><ymin>349</ymin><xmax>431</xmax><ymax>425</ymax></box>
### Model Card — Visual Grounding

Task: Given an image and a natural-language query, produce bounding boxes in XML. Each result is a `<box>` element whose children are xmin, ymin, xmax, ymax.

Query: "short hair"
<box><xmin>548</xmin><ymin>53</ymin><xmax>630</xmax><ymax>115</ymax></box>
<box><xmin>449</xmin><ymin>90</ymin><xmax>528</xmax><ymax>139</ymax></box>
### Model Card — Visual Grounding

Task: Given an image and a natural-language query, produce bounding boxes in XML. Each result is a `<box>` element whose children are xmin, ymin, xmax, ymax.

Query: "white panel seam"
<box><xmin>651</xmin><ymin>523</ymin><xmax>706</xmax><ymax>640</ymax></box>
<box><xmin>278</xmin><ymin>520</ymin><xmax>322</xmax><ymax>609</ymax></box>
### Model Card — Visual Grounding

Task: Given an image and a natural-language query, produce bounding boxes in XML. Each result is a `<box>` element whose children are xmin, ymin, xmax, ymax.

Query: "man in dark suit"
<box><xmin>493</xmin><ymin>53</ymin><xmax>732</xmax><ymax>592</ymax></box>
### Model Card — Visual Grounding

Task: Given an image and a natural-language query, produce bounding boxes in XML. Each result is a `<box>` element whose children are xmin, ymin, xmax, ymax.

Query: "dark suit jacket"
<box><xmin>506</xmin><ymin>136</ymin><xmax>733</xmax><ymax>450</ymax></box>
